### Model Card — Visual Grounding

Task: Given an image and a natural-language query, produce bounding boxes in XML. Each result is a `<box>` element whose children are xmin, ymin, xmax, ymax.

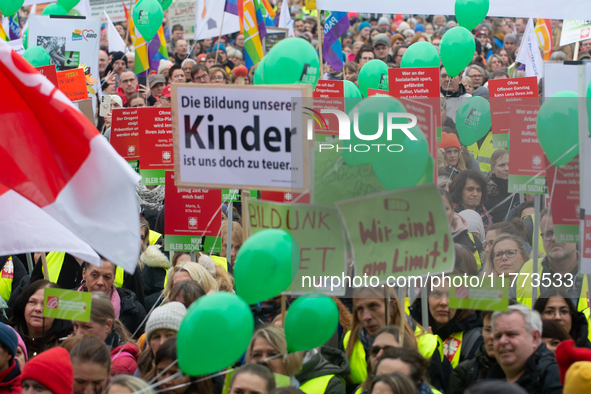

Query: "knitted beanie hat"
<box><xmin>0</xmin><ymin>323</ymin><xmax>17</xmax><ymax>358</ymax></box>
<box><xmin>21</xmin><ymin>347</ymin><xmax>73</xmax><ymax>394</ymax></box>
<box><xmin>438</xmin><ymin>132</ymin><xmax>461</xmax><ymax>151</ymax></box>
<box><xmin>145</xmin><ymin>301</ymin><xmax>187</xmax><ymax>341</ymax></box>
<box><xmin>9</xmin><ymin>326</ymin><xmax>27</xmax><ymax>361</ymax></box>
<box><xmin>564</xmin><ymin>362</ymin><xmax>591</xmax><ymax>394</ymax></box>
<box><xmin>556</xmin><ymin>340</ymin><xmax>591</xmax><ymax>384</ymax></box>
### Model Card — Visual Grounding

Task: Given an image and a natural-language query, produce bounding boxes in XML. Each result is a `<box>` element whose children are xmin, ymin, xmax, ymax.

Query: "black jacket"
<box><xmin>117</xmin><ymin>287</ymin><xmax>147</xmax><ymax>338</ymax></box>
<box><xmin>296</xmin><ymin>347</ymin><xmax>350</xmax><ymax>394</ymax></box>
<box><xmin>448</xmin><ymin>343</ymin><xmax>497</xmax><ymax>394</ymax></box>
<box><xmin>485</xmin><ymin>174</ymin><xmax>518</xmax><ymax>223</ymax></box>
<box><xmin>571</xmin><ymin>310</ymin><xmax>591</xmax><ymax>349</ymax></box>
<box><xmin>486</xmin><ymin>343</ymin><xmax>562</xmax><ymax>394</ymax></box>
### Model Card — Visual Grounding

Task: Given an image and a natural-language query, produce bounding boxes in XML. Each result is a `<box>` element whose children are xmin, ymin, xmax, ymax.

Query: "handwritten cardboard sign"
<box><xmin>56</xmin><ymin>68</ymin><xmax>88</xmax><ymax>101</ymax></box>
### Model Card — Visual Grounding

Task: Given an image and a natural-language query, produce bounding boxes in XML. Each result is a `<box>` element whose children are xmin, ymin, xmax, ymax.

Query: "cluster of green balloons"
<box><xmin>358</xmin><ymin>59</ymin><xmax>388</xmax><ymax>97</ymax></box>
<box><xmin>42</xmin><ymin>3</ymin><xmax>68</xmax><ymax>16</ymax></box>
<box><xmin>178</xmin><ymin>292</ymin><xmax>254</xmax><ymax>376</ymax></box>
<box><xmin>537</xmin><ymin>91</ymin><xmax>580</xmax><ymax>166</ymax></box>
<box><xmin>254</xmin><ymin>38</ymin><xmax>320</xmax><ymax>89</ymax></box>
<box><xmin>341</xmin><ymin>96</ymin><xmax>431</xmax><ymax>190</ymax></box>
<box><xmin>0</xmin><ymin>0</ymin><xmax>24</xmax><ymax>16</ymax></box>
<box><xmin>440</xmin><ymin>27</ymin><xmax>475</xmax><ymax>78</ymax></box>
<box><xmin>133</xmin><ymin>0</ymin><xmax>164</xmax><ymax>42</ymax></box>
<box><xmin>285</xmin><ymin>294</ymin><xmax>338</xmax><ymax>352</ymax></box>
<box><xmin>455</xmin><ymin>96</ymin><xmax>492</xmax><ymax>146</ymax></box>
<box><xmin>234</xmin><ymin>229</ymin><xmax>299</xmax><ymax>305</ymax></box>
<box><xmin>22</xmin><ymin>46</ymin><xmax>51</xmax><ymax>67</ymax></box>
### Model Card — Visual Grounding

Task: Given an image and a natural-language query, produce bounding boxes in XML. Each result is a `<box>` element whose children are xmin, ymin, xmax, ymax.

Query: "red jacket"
<box><xmin>0</xmin><ymin>361</ymin><xmax>21</xmax><ymax>394</ymax></box>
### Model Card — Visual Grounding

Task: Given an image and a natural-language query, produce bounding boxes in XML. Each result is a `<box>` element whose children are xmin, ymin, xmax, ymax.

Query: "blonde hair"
<box><xmin>89</xmin><ymin>292</ymin><xmax>132</xmax><ymax>343</ymax></box>
<box><xmin>221</xmin><ymin>221</ymin><xmax>244</xmax><ymax>246</ymax></box>
<box><xmin>245</xmin><ymin>325</ymin><xmax>303</xmax><ymax>376</ymax></box>
<box><xmin>162</xmin><ymin>262</ymin><xmax>218</xmax><ymax>299</ymax></box>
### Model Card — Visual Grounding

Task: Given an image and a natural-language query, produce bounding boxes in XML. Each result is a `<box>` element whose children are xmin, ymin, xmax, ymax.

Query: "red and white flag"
<box><xmin>0</xmin><ymin>184</ymin><xmax>100</xmax><ymax>264</ymax></box>
<box><xmin>0</xmin><ymin>40</ymin><xmax>141</xmax><ymax>273</ymax></box>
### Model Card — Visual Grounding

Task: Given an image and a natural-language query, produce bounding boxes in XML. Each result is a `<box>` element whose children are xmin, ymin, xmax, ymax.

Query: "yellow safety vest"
<box><xmin>300</xmin><ymin>375</ymin><xmax>336</xmax><ymax>394</ymax></box>
<box><xmin>342</xmin><ymin>331</ymin><xmax>367</xmax><ymax>384</ymax></box>
<box><xmin>467</xmin><ymin>132</ymin><xmax>494</xmax><ymax>173</ymax></box>
<box><xmin>0</xmin><ymin>257</ymin><xmax>14</xmax><ymax>302</ymax></box>
<box><xmin>526</xmin><ymin>214</ymin><xmax>546</xmax><ymax>256</ymax></box>
<box><xmin>45</xmin><ymin>252</ymin><xmax>124</xmax><ymax>288</ymax></box>
<box><xmin>415</xmin><ymin>326</ymin><xmax>443</xmax><ymax>362</ymax></box>
<box><xmin>149</xmin><ymin>230</ymin><xmax>162</xmax><ymax>245</ymax></box>
<box><xmin>467</xmin><ymin>233</ymin><xmax>482</xmax><ymax>269</ymax></box>
<box><xmin>441</xmin><ymin>331</ymin><xmax>464</xmax><ymax>368</ymax></box>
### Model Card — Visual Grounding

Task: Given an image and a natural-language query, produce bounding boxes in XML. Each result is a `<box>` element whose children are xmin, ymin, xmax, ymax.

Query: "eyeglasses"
<box><xmin>369</xmin><ymin>345</ymin><xmax>394</xmax><ymax>356</ymax></box>
<box><xmin>211</xmin><ymin>76</ymin><xmax>225</xmax><ymax>81</ymax></box>
<box><xmin>193</xmin><ymin>74</ymin><xmax>208</xmax><ymax>81</ymax></box>
<box><xmin>468</xmin><ymin>74</ymin><xmax>483</xmax><ymax>79</ymax></box>
<box><xmin>361</xmin><ymin>56</ymin><xmax>374</xmax><ymax>61</ymax></box>
<box><xmin>543</xmin><ymin>308</ymin><xmax>571</xmax><ymax>318</ymax></box>
<box><xmin>493</xmin><ymin>249</ymin><xmax>519</xmax><ymax>260</ymax></box>
<box><xmin>542</xmin><ymin>230</ymin><xmax>555</xmax><ymax>241</ymax></box>
<box><xmin>120</xmin><ymin>78</ymin><xmax>136</xmax><ymax>85</ymax></box>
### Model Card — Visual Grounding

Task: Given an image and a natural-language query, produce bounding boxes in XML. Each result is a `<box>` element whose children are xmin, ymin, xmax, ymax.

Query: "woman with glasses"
<box><xmin>209</xmin><ymin>67</ymin><xmax>229</xmax><ymax>84</ymax></box>
<box><xmin>533</xmin><ymin>289</ymin><xmax>591</xmax><ymax>349</ymax></box>
<box><xmin>488</xmin><ymin>234</ymin><xmax>528</xmax><ymax>276</ymax></box>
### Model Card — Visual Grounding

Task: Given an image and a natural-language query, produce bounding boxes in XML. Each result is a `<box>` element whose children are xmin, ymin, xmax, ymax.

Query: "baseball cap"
<box><xmin>149</xmin><ymin>74</ymin><xmax>166</xmax><ymax>89</ymax></box>
<box><xmin>161</xmin><ymin>85</ymin><xmax>171</xmax><ymax>98</ymax></box>
<box><xmin>373</xmin><ymin>34</ymin><xmax>390</xmax><ymax>48</ymax></box>
<box><xmin>197</xmin><ymin>53</ymin><xmax>207</xmax><ymax>63</ymax></box>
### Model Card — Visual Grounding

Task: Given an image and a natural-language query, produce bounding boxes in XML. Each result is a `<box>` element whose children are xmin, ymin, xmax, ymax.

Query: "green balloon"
<box><xmin>537</xmin><ymin>91</ymin><xmax>579</xmax><ymax>167</ymax></box>
<box><xmin>23</xmin><ymin>27</ymin><xmax>28</xmax><ymax>50</ymax></box>
<box><xmin>372</xmin><ymin>126</ymin><xmax>430</xmax><ymax>190</ymax></box>
<box><xmin>57</xmin><ymin>0</ymin><xmax>80</xmax><ymax>12</ymax></box>
<box><xmin>417</xmin><ymin>156</ymin><xmax>435</xmax><ymax>185</ymax></box>
<box><xmin>0</xmin><ymin>0</ymin><xmax>24</xmax><ymax>17</ymax></box>
<box><xmin>440</xmin><ymin>27</ymin><xmax>475</xmax><ymax>78</ymax></box>
<box><xmin>234</xmin><ymin>229</ymin><xmax>299</xmax><ymax>305</ymax></box>
<box><xmin>358</xmin><ymin>59</ymin><xmax>389</xmax><ymax>97</ymax></box>
<box><xmin>23</xmin><ymin>46</ymin><xmax>51</xmax><ymax>67</ymax></box>
<box><xmin>68</xmin><ymin>9</ymin><xmax>81</xmax><ymax>16</ymax></box>
<box><xmin>262</xmin><ymin>38</ymin><xmax>320</xmax><ymax>88</ymax></box>
<box><xmin>455</xmin><ymin>96</ymin><xmax>491</xmax><ymax>146</ymax></box>
<box><xmin>455</xmin><ymin>0</ymin><xmax>489</xmax><ymax>31</ymax></box>
<box><xmin>253</xmin><ymin>58</ymin><xmax>265</xmax><ymax>85</ymax></box>
<box><xmin>401</xmin><ymin>41</ymin><xmax>440</xmax><ymax>68</ymax></box>
<box><xmin>42</xmin><ymin>3</ymin><xmax>68</xmax><ymax>15</ymax></box>
<box><xmin>285</xmin><ymin>294</ymin><xmax>338</xmax><ymax>352</ymax></box>
<box><xmin>133</xmin><ymin>0</ymin><xmax>164</xmax><ymax>42</ymax></box>
<box><xmin>341</xmin><ymin>96</ymin><xmax>407</xmax><ymax>166</ymax></box>
<box><xmin>344</xmin><ymin>80</ymin><xmax>362</xmax><ymax>98</ymax></box>
<box><xmin>158</xmin><ymin>0</ymin><xmax>174</xmax><ymax>11</ymax></box>
<box><xmin>178</xmin><ymin>292</ymin><xmax>254</xmax><ymax>376</ymax></box>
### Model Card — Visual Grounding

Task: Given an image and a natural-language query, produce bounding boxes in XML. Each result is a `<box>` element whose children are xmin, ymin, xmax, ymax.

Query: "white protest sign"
<box><xmin>195</xmin><ymin>0</ymin><xmax>240</xmax><ymax>41</ymax></box>
<box><xmin>172</xmin><ymin>84</ymin><xmax>311</xmax><ymax>192</ymax></box>
<box><xmin>90</xmin><ymin>0</ymin><xmax>127</xmax><ymax>24</ymax></box>
<box><xmin>315</xmin><ymin>0</ymin><xmax>591</xmax><ymax>20</ymax></box>
<box><xmin>560</xmin><ymin>20</ymin><xmax>591</xmax><ymax>46</ymax></box>
<box><xmin>169</xmin><ymin>0</ymin><xmax>197</xmax><ymax>41</ymax></box>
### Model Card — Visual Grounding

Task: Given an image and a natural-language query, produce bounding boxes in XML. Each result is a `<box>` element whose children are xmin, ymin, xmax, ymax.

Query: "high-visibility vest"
<box><xmin>149</xmin><ymin>230</ymin><xmax>162</xmax><ymax>245</ymax></box>
<box><xmin>467</xmin><ymin>132</ymin><xmax>494</xmax><ymax>173</ymax></box>
<box><xmin>526</xmin><ymin>214</ymin><xmax>546</xmax><ymax>256</ymax></box>
<box><xmin>467</xmin><ymin>233</ymin><xmax>482</xmax><ymax>269</ymax></box>
<box><xmin>300</xmin><ymin>375</ymin><xmax>336</xmax><ymax>394</ymax></box>
<box><xmin>0</xmin><ymin>257</ymin><xmax>14</xmax><ymax>302</ymax></box>
<box><xmin>342</xmin><ymin>331</ymin><xmax>367</xmax><ymax>384</ymax></box>
<box><xmin>45</xmin><ymin>252</ymin><xmax>124</xmax><ymax>288</ymax></box>
<box><xmin>415</xmin><ymin>326</ymin><xmax>443</xmax><ymax>362</ymax></box>
<box><xmin>442</xmin><ymin>331</ymin><xmax>464</xmax><ymax>368</ymax></box>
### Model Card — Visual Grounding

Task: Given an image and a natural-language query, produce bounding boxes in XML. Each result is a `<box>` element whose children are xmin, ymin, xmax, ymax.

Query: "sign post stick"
<box><xmin>317</xmin><ymin>10</ymin><xmax>323</xmax><ymax>78</ymax></box>
<box><xmin>281</xmin><ymin>294</ymin><xmax>287</xmax><ymax>325</ymax></box>
<box><xmin>574</xmin><ymin>41</ymin><xmax>580</xmax><ymax>61</ymax></box>
<box><xmin>397</xmin><ymin>285</ymin><xmax>406</xmax><ymax>347</ymax></box>
<box><xmin>41</xmin><ymin>252</ymin><xmax>49</xmax><ymax>282</ymax></box>
<box><xmin>242</xmin><ymin>191</ymin><xmax>251</xmax><ymax>241</ymax></box>
<box><xmin>421</xmin><ymin>284</ymin><xmax>429</xmax><ymax>329</ymax></box>
<box><xmin>532</xmin><ymin>197</ymin><xmax>541</xmax><ymax>304</ymax></box>
<box><xmin>214</xmin><ymin>13</ymin><xmax>226</xmax><ymax>65</ymax></box>
<box><xmin>26</xmin><ymin>253</ymin><xmax>34</xmax><ymax>274</ymax></box>
<box><xmin>227</xmin><ymin>201</ymin><xmax>233</xmax><ymax>266</ymax></box>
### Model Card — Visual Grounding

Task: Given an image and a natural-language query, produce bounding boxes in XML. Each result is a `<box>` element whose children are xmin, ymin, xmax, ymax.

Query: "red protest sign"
<box><xmin>508</xmin><ymin>105</ymin><xmax>546</xmax><ymax>194</ymax></box>
<box><xmin>138</xmin><ymin>107</ymin><xmax>174</xmax><ymax>186</ymax></box>
<box><xmin>36</xmin><ymin>65</ymin><xmax>58</xmax><ymax>86</ymax></box>
<box><xmin>56</xmin><ymin>68</ymin><xmax>88</xmax><ymax>101</ymax></box>
<box><xmin>164</xmin><ymin>171</ymin><xmax>223</xmax><ymax>252</ymax></box>
<box><xmin>312</xmin><ymin>80</ymin><xmax>344</xmax><ymax>139</ymax></box>
<box><xmin>366</xmin><ymin>88</ymin><xmax>391</xmax><ymax>97</ymax></box>
<box><xmin>584</xmin><ymin>215</ymin><xmax>591</xmax><ymax>259</ymax></box>
<box><xmin>489</xmin><ymin>77</ymin><xmax>538</xmax><ymax>148</ymax></box>
<box><xmin>388</xmin><ymin>67</ymin><xmax>441</xmax><ymax>142</ymax></box>
<box><xmin>110</xmin><ymin>108</ymin><xmax>140</xmax><ymax>162</ymax></box>
<box><xmin>545</xmin><ymin>155</ymin><xmax>580</xmax><ymax>243</ymax></box>
<box><xmin>261</xmin><ymin>191</ymin><xmax>310</xmax><ymax>204</ymax></box>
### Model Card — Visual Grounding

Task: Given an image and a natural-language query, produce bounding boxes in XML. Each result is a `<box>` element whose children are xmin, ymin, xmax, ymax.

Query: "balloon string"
<box><xmin>544</xmin><ymin>163</ymin><xmax>559</xmax><ymax>237</ymax></box>
<box><xmin>149</xmin><ymin>359</ymin><xmax>179</xmax><ymax>385</ymax></box>
<box><xmin>136</xmin><ymin>371</ymin><xmax>184</xmax><ymax>394</ymax></box>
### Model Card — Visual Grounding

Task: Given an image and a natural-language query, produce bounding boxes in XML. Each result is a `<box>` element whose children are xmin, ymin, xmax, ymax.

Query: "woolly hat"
<box><xmin>472</xmin><ymin>86</ymin><xmax>489</xmax><ymax>99</ymax></box>
<box><xmin>145</xmin><ymin>301</ymin><xmax>187</xmax><ymax>341</ymax></box>
<box><xmin>358</xmin><ymin>21</ymin><xmax>371</xmax><ymax>33</ymax></box>
<box><xmin>0</xmin><ymin>324</ymin><xmax>17</xmax><ymax>359</ymax></box>
<box><xmin>21</xmin><ymin>347</ymin><xmax>73</xmax><ymax>394</ymax></box>
<box><xmin>415</xmin><ymin>23</ymin><xmax>425</xmax><ymax>32</ymax></box>
<box><xmin>556</xmin><ymin>340</ymin><xmax>591</xmax><ymax>384</ymax></box>
<box><xmin>397</xmin><ymin>22</ymin><xmax>410</xmax><ymax>33</ymax></box>
<box><xmin>438</xmin><ymin>132</ymin><xmax>461</xmax><ymax>151</ymax></box>
<box><xmin>211</xmin><ymin>43</ymin><xmax>227</xmax><ymax>53</ymax></box>
<box><xmin>158</xmin><ymin>59</ymin><xmax>173</xmax><ymax>74</ymax></box>
<box><xmin>377</xmin><ymin>17</ymin><xmax>390</xmax><ymax>27</ymax></box>
<box><xmin>565</xmin><ymin>362</ymin><xmax>591</xmax><ymax>394</ymax></box>
<box><xmin>373</xmin><ymin>34</ymin><xmax>390</xmax><ymax>48</ymax></box>
<box><xmin>9</xmin><ymin>326</ymin><xmax>27</xmax><ymax>361</ymax></box>
<box><xmin>504</xmin><ymin>33</ymin><xmax>518</xmax><ymax>44</ymax></box>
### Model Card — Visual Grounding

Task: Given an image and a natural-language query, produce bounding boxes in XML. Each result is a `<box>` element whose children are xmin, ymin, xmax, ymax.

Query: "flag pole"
<box><xmin>125</xmin><ymin>0</ymin><xmax>134</xmax><ymax>47</ymax></box>
<box><xmin>574</xmin><ymin>41</ymin><xmax>580</xmax><ymax>61</ymax></box>
<box><xmin>214</xmin><ymin>13</ymin><xmax>226</xmax><ymax>65</ymax></box>
<box><xmin>317</xmin><ymin>10</ymin><xmax>323</xmax><ymax>78</ymax></box>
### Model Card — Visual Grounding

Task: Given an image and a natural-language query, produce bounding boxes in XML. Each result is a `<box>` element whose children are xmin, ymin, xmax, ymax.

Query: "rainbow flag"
<box><xmin>8</xmin><ymin>14</ymin><xmax>20</xmax><ymax>40</ymax></box>
<box><xmin>535</xmin><ymin>18</ymin><xmax>553</xmax><ymax>60</ymax></box>
<box><xmin>242</xmin><ymin>0</ymin><xmax>264</xmax><ymax>69</ymax></box>
<box><xmin>134</xmin><ymin>26</ymin><xmax>168</xmax><ymax>77</ymax></box>
<box><xmin>0</xmin><ymin>24</ymin><xmax>8</xmax><ymax>42</ymax></box>
<box><xmin>323</xmin><ymin>11</ymin><xmax>349</xmax><ymax>72</ymax></box>
<box><xmin>260</xmin><ymin>0</ymin><xmax>276</xmax><ymax>27</ymax></box>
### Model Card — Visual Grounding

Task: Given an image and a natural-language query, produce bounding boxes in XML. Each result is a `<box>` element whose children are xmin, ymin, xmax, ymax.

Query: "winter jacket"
<box><xmin>111</xmin><ymin>342</ymin><xmax>140</xmax><ymax>375</ymax></box>
<box><xmin>441</xmin><ymin>84</ymin><xmax>471</xmax><ymax>123</ymax></box>
<box><xmin>447</xmin><ymin>343</ymin><xmax>496</xmax><ymax>394</ymax></box>
<box><xmin>571</xmin><ymin>310</ymin><xmax>591</xmax><ymax>349</ymax></box>
<box><xmin>16</xmin><ymin>320</ymin><xmax>72</xmax><ymax>360</ymax></box>
<box><xmin>0</xmin><ymin>256</ymin><xmax>26</xmax><ymax>304</ymax></box>
<box><xmin>0</xmin><ymin>360</ymin><xmax>21</xmax><ymax>394</ymax></box>
<box><xmin>117</xmin><ymin>287</ymin><xmax>146</xmax><ymax>338</ymax></box>
<box><xmin>296</xmin><ymin>347</ymin><xmax>350</xmax><ymax>394</ymax></box>
<box><xmin>429</xmin><ymin>312</ymin><xmax>483</xmax><ymax>368</ymax></box>
<box><xmin>485</xmin><ymin>174</ymin><xmax>518</xmax><ymax>224</ymax></box>
<box><xmin>486</xmin><ymin>343</ymin><xmax>562</xmax><ymax>394</ymax></box>
<box><xmin>141</xmin><ymin>245</ymin><xmax>171</xmax><ymax>297</ymax></box>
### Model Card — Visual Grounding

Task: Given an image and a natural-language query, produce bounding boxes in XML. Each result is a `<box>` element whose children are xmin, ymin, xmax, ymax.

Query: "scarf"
<box><xmin>136</xmin><ymin>184</ymin><xmax>165</xmax><ymax>210</ymax></box>
<box><xmin>358</xmin><ymin>327</ymin><xmax>375</xmax><ymax>352</ymax></box>
<box><xmin>453</xmin><ymin>202</ymin><xmax>492</xmax><ymax>229</ymax></box>
<box><xmin>78</xmin><ymin>284</ymin><xmax>122</xmax><ymax>318</ymax></box>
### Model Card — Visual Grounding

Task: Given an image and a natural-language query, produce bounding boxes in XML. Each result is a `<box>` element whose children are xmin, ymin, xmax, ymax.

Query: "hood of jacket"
<box><xmin>475</xmin><ymin>342</ymin><xmax>496</xmax><ymax>370</ymax></box>
<box><xmin>141</xmin><ymin>245</ymin><xmax>171</xmax><ymax>269</ymax></box>
<box><xmin>296</xmin><ymin>346</ymin><xmax>350</xmax><ymax>383</ymax></box>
